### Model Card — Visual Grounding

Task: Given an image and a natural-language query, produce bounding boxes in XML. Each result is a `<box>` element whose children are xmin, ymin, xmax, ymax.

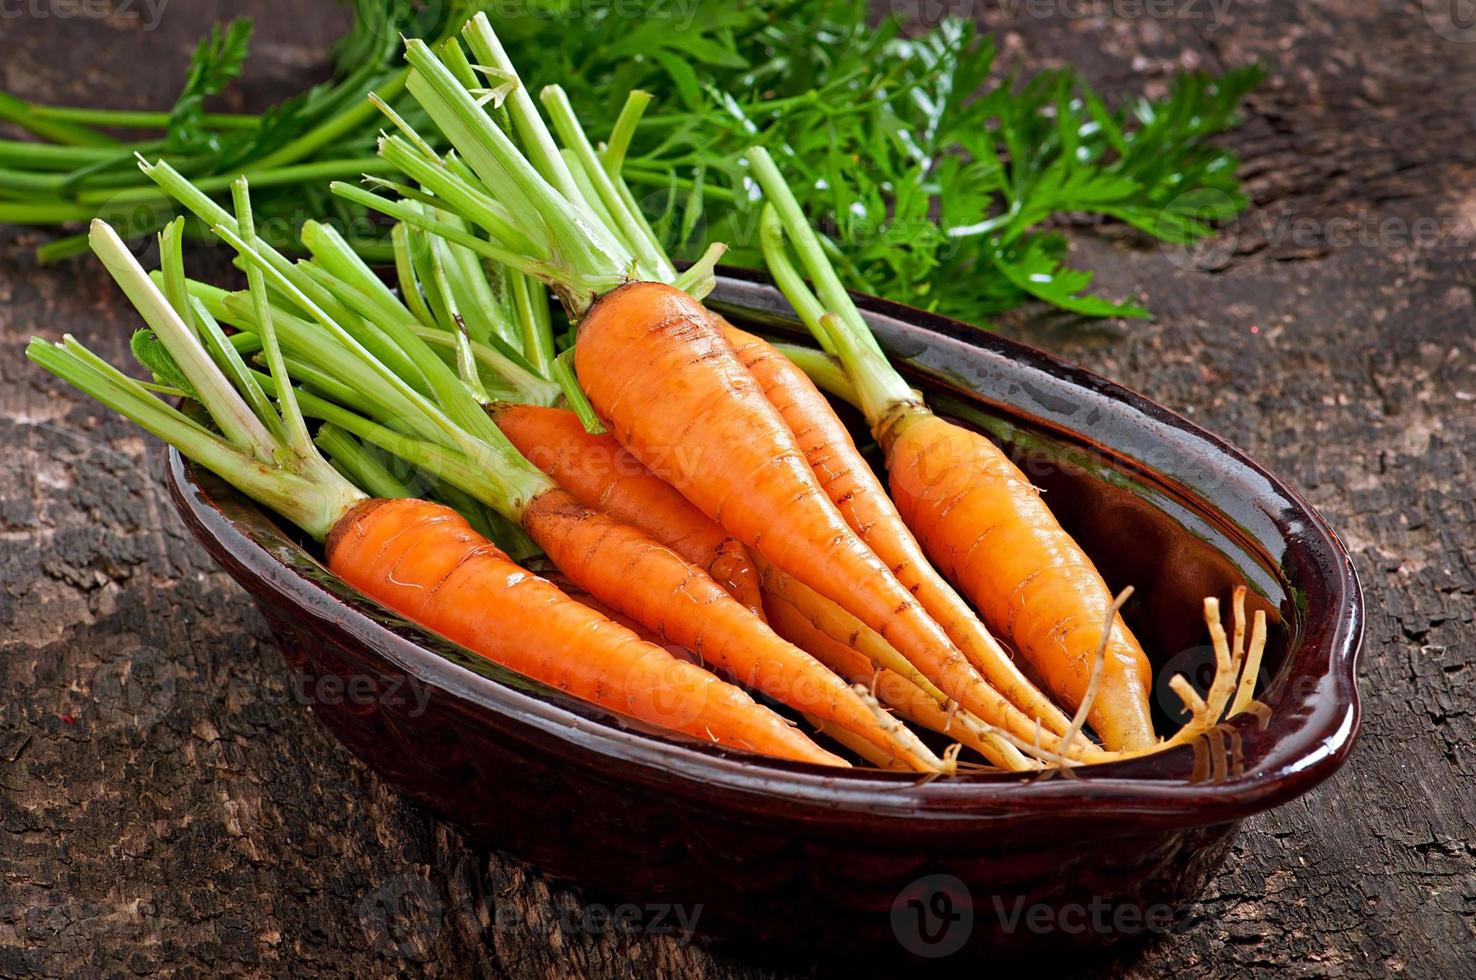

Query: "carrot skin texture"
<box><xmin>880</xmin><ymin>410</ymin><xmax>1157</xmax><ymax>751</ymax></box>
<box><xmin>493</xmin><ymin>403</ymin><xmax>764</xmax><ymax>618</ymax></box>
<box><xmin>720</xmin><ymin>321</ymin><xmax>1072</xmax><ymax>736</ymax></box>
<box><xmin>326</xmin><ymin>497</ymin><xmax>843</xmax><ymax>766</ymax></box>
<box><xmin>575</xmin><ymin>282</ymin><xmax>1056</xmax><ymax>749</ymax></box>
<box><xmin>535</xmin><ymin>564</ymin><xmax>699</xmax><ymax>664</ymax></box>
<box><xmin>520</xmin><ymin>487</ymin><xmax>934</xmax><ymax>768</ymax></box>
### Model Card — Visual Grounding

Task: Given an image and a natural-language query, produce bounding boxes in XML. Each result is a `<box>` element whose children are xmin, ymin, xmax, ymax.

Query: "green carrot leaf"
<box><xmin>167</xmin><ymin>18</ymin><xmax>254</xmax><ymax>154</ymax></box>
<box><xmin>130</xmin><ymin>329</ymin><xmax>198</xmax><ymax>398</ymax></box>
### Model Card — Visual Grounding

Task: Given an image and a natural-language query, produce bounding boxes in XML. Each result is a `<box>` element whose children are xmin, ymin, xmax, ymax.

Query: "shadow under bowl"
<box><xmin>165</xmin><ymin>272</ymin><xmax>1362</xmax><ymax>965</ymax></box>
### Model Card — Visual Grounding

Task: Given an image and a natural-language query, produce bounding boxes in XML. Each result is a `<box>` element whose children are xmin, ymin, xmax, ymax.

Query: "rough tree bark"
<box><xmin>1</xmin><ymin>2</ymin><xmax>1471</xmax><ymax>977</ymax></box>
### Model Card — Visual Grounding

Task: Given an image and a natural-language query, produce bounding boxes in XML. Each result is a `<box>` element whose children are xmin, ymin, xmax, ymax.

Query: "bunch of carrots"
<box><xmin>28</xmin><ymin>15</ymin><xmax>1270</xmax><ymax>775</ymax></box>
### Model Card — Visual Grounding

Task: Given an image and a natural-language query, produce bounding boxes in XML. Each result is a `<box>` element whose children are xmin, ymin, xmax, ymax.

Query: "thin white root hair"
<box><xmin>1058</xmin><ymin>585</ymin><xmax>1134</xmax><ymax>764</ymax></box>
<box><xmin>851</xmin><ymin>683</ymin><xmax>950</xmax><ymax>774</ymax></box>
<box><xmin>1230</xmin><ymin>608</ymin><xmax>1268</xmax><ymax>718</ymax></box>
<box><xmin>1232</xmin><ymin>585</ymin><xmax>1247</xmax><ymax>668</ymax></box>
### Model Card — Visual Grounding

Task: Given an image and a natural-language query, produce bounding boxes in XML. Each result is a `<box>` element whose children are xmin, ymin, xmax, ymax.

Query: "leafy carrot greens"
<box><xmin>0</xmin><ymin>0</ymin><xmax>1260</xmax><ymax>325</ymax></box>
<box><xmin>166</xmin><ymin>18</ymin><xmax>254</xmax><ymax>155</ymax></box>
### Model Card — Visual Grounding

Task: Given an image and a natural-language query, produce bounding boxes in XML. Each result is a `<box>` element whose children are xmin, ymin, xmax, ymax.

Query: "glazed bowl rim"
<box><xmin>166</xmin><ymin>271</ymin><xmax>1363</xmax><ymax>832</ymax></box>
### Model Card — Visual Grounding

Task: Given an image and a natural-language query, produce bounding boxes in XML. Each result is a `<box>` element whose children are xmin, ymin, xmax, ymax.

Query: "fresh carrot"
<box><xmin>294</xmin><ymin>380</ymin><xmax>943</xmax><ymax>770</ymax></box>
<box><xmin>532</xmin><ymin>563</ymin><xmax>691</xmax><ymax>655</ymax></box>
<box><xmin>720</xmin><ymin>319</ymin><xmax>1072</xmax><ymax>736</ymax></box>
<box><xmin>492</xmin><ymin>403</ymin><xmax>765</xmax><ymax>618</ymax></box>
<box><xmin>30</xmin><ymin>215</ymin><xmax>843</xmax><ymax>767</ymax></box>
<box><xmin>239</xmin><ymin>315</ymin><xmax>932</xmax><ymax>769</ymax></box>
<box><xmin>757</xmin><ymin>553</ymin><xmax>1099</xmax><ymax>767</ymax></box>
<box><xmin>751</xmin><ymin>554</ymin><xmax>1108</xmax><ymax>767</ymax></box>
<box><xmin>574</xmin><ymin>281</ymin><xmax>1072</xmax><ymax>753</ymax></box>
<box><xmin>879</xmin><ymin>411</ymin><xmax>1156</xmax><ymax>750</ymax></box>
<box><xmin>747</xmin><ymin>147</ymin><xmax>1157</xmax><ymax>751</ymax></box>
<box><xmin>329</xmin><ymin>497</ymin><xmax>841</xmax><ymax>762</ymax></box>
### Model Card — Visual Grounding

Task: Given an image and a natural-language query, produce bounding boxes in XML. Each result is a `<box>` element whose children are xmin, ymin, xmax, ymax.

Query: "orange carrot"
<box><xmin>327</xmin><ymin>497</ymin><xmax>845</xmax><ymax>765</ymax></box>
<box><xmin>746</xmin><ymin>147</ymin><xmax>1158</xmax><ymax>751</ymax></box>
<box><xmin>878</xmin><ymin>410</ymin><xmax>1156</xmax><ymax>751</ymax></box>
<box><xmin>534</xmin><ymin>563</ymin><xmax>698</xmax><ymax>664</ymax></box>
<box><xmin>492</xmin><ymin>403</ymin><xmax>764</xmax><ymax>618</ymax></box>
<box><xmin>575</xmin><ymin>281</ymin><xmax>1069</xmax><ymax>752</ymax></box>
<box><xmin>720</xmin><ymin>320</ymin><xmax>1072</xmax><ymax>736</ymax></box>
<box><xmin>518</xmin><ymin>487</ymin><xmax>943</xmax><ymax>771</ymax></box>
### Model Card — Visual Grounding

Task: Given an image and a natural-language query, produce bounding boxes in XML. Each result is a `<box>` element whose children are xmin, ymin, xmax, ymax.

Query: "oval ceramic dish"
<box><xmin>164</xmin><ymin>272</ymin><xmax>1362</xmax><ymax>966</ymax></box>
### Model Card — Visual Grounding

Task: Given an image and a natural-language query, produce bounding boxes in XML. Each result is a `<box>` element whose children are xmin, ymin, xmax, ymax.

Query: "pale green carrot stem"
<box><xmin>317</xmin><ymin>425</ymin><xmax>414</xmax><ymax>500</ymax></box>
<box><xmin>29</xmin><ymin>336</ymin><xmax>359</xmax><ymax>539</ymax></box>
<box><xmin>401</xmin><ymin>37</ymin><xmax>630</xmax><ymax>287</ymax></box>
<box><xmin>375</xmin><ymin>135</ymin><xmax>533</xmax><ymax>254</ymax></box>
<box><xmin>601</xmin><ymin>90</ymin><xmax>652</xmax><ymax>178</ymax></box>
<box><xmin>550</xmin><ymin>349</ymin><xmax>606</xmax><ymax>436</ymax></box>
<box><xmin>159</xmin><ymin>217</ymin><xmax>281</xmax><ymax>442</ymax></box>
<box><xmin>252</xmin><ymin>68</ymin><xmax>410</xmax><ymax>171</ymax></box>
<box><xmin>541</xmin><ymin>84</ymin><xmax>675</xmax><ymax>282</ymax></box>
<box><xmin>90</xmin><ymin>220</ymin><xmax>273</xmax><ymax>452</ymax></box>
<box><xmin>0</xmin><ymin>91</ymin><xmax>119</xmax><ymax>146</ymax></box>
<box><xmin>745</xmin><ymin>157</ymin><xmax>914</xmax><ymax>425</ymax></box>
<box><xmin>770</xmin><ymin>343</ymin><xmax>860</xmax><ymax>406</ymax></box>
<box><xmin>509</xmin><ymin>271</ymin><xmax>554</xmax><ymax>376</ymax></box>
<box><xmin>232</xmin><ymin>178</ymin><xmax>313</xmax><ymax>458</ymax></box>
<box><xmin>392</xmin><ymin>222</ymin><xmax>438</xmax><ymax>328</ymax></box>
<box><xmin>330</xmin><ymin>181</ymin><xmax>586</xmax><ymax>292</ymax></box>
<box><xmin>460</xmin><ymin>13</ymin><xmax>585</xmax><ymax>206</ymax></box>
<box><xmin>75</xmin><ymin>158</ymin><xmax>394</xmax><ymax>206</ymax></box>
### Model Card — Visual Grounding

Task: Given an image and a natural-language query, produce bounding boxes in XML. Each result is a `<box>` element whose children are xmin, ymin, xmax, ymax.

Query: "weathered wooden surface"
<box><xmin>2</xmin><ymin>2</ymin><xmax>1473</xmax><ymax>977</ymax></box>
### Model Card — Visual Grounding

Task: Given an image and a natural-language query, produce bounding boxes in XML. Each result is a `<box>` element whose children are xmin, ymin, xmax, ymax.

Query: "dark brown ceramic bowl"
<box><xmin>165</xmin><ymin>271</ymin><xmax>1362</xmax><ymax>966</ymax></box>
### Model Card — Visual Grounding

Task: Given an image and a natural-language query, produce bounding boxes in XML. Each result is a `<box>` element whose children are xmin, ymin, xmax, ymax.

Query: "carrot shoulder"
<box><xmin>574</xmin><ymin>282</ymin><xmax>1063</xmax><ymax>751</ymax></box>
<box><xmin>492</xmin><ymin>402</ymin><xmax>764</xmax><ymax>618</ymax></box>
<box><xmin>326</xmin><ymin>496</ymin><xmax>844</xmax><ymax>766</ymax></box>
<box><xmin>880</xmin><ymin>410</ymin><xmax>1156</xmax><ymax>751</ymax></box>
<box><xmin>720</xmin><ymin>320</ymin><xmax>1072</xmax><ymax>736</ymax></box>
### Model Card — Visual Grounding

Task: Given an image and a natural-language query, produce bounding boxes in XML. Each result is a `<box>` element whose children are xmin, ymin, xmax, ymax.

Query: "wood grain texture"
<box><xmin>2</xmin><ymin>1</ymin><xmax>1472</xmax><ymax>976</ymax></box>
